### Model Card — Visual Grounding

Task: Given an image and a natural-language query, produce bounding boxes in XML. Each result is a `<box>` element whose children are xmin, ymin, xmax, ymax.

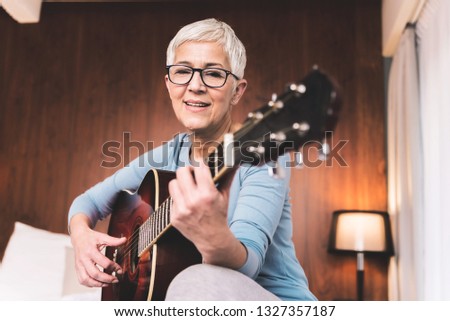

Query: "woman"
<box><xmin>68</xmin><ymin>18</ymin><xmax>316</xmax><ymax>301</ymax></box>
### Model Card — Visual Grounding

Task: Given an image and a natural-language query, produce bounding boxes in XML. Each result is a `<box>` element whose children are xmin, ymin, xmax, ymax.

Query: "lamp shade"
<box><xmin>328</xmin><ymin>210</ymin><xmax>394</xmax><ymax>255</ymax></box>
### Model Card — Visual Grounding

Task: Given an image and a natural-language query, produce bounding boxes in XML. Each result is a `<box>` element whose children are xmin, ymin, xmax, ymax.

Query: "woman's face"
<box><xmin>165</xmin><ymin>41</ymin><xmax>247</xmax><ymax>140</ymax></box>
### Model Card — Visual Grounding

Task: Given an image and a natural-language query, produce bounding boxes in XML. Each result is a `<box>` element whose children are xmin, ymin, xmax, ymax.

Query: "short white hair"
<box><xmin>166</xmin><ymin>18</ymin><xmax>247</xmax><ymax>79</ymax></box>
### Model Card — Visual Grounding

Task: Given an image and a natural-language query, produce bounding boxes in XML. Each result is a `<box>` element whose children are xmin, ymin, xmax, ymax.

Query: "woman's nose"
<box><xmin>188</xmin><ymin>70</ymin><xmax>206</xmax><ymax>91</ymax></box>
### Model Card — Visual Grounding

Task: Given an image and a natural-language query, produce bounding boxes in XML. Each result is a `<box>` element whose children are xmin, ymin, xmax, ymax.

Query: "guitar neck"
<box><xmin>137</xmin><ymin>68</ymin><xmax>340</xmax><ymax>257</ymax></box>
<box><xmin>137</xmin><ymin>138</ymin><xmax>237</xmax><ymax>256</ymax></box>
<box><xmin>137</xmin><ymin>196</ymin><xmax>173</xmax><ymax>256</ymax></box>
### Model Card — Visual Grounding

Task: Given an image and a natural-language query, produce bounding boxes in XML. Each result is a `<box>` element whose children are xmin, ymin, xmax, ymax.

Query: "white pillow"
<box><xmin>0</xmin><ymin>222</ymin><xmax>71</xmax><ymax>300</ymax></box>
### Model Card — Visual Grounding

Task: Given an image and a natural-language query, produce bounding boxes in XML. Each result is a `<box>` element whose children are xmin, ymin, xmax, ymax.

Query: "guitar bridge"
<box><xmin>111</xmin><ymin>247</ymin><xmax>118</xmax><ymax>277</ymax></box>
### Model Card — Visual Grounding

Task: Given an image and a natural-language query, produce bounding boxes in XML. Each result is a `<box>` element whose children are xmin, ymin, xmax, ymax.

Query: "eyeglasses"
<box><xmin>166</xmin><ymin>65</ymin><xmax>239</xmax><ymax>88</ymax></box>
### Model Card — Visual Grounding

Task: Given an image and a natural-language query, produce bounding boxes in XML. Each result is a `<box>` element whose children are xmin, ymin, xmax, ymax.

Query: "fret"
<box><xmin>152</xmin><ymin>210</ymin><xmax>156</xmax><ymax>243</ymax></box>
<box><xmin>165</xmin><ymin>200</ymin><xmax>168</xmax><ymax>228</ymax></box>
<box><xmin>137</xmin><ymin>196</ymin><xmax>182</xmax><ymax>256</ymax></box>
<box><xmin>141</xmin><ymin>219</ymin><xmax>145</xmax><ymax>253</ymax></box>
<box><xmin>145</xmin><ymin>218</ymin><xmax>150</xmax><ymax>250</ymax></box>
<box><xmin>144</xmin><ymin>220</ymin><xmax>148</xmax><ymax>253</ymax></box>
<box><xmin>159</xmin><ymin>201</ymin><xmax>165</xmax><ymax>234</ymax></box>
<box><xmin>164</xmin><ymin>198</ymin><xmax>169</xmax><ymax>228</ymax></box>
<box><xmin>154</xmin><ymin>204</ymin><xmax>163</xmax><ymax>238</ymax></box>
<box><xmin>150</xmin><ymin>213</ymin><xmax>154</xmax><ymax>242</ymax></box>
<box><xmin>160</xmin><ymin>201</ymin><xmax>164</xmax><ymax>231</ymax></box>
<box><xmin>151</xmin><ymin>216</ymin><xmax>154</xmax><ymax>242</ymax></box>
<box><xmin>146</xmin><ymin>219</ymin><xmax>151</xmax><ymax>253</ymax></box>
<box><xmin>140</xmin><ymin>221</ymin><xmax>144</xmax><ymax>254</ymax></box>
<box><xmin>138</xmin><ymin>223</ymin><xmax>143</xmax><ymax>254</ymax></box>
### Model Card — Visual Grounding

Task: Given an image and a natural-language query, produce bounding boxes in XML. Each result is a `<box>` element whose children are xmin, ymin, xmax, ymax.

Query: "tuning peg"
<box><xmin>268</xmin><ymin>94</ymin><xmax>284</xmax><ymax>109</ymax></box>
<box><xmin>248</xmin><ymin>145</ymin><xmax>265</xmax><ymax>155</ymax></box>
<box><xmin>267</xmin><ymin>93</ymin><xmax>277</xmax><ymax>107</ymax></box>
<box><xmin>293</xmin><ymin>152</ymin><xmax>303</xmax><ymax>169</ymax></box>
<box><xmin>318</xmin><ymin>139</ymin><xmax>330</xmax><ymax>161</ymax></box>
<box><xmin>268</xmin><ymin>161</ymin><xmax>286</xmax><ymax>179</ymax></box>
<box><xmin>270</xmin><ymin>132</ymin><xmax>287</xmax><ymax>143</ymax></box>
<box><xmin>247</xmin><ymin>111</ymin><xmax>264</xmax><ymax>120</ymax></box>
<box><xmin>293</xmin><ymin>122</ymin><xmax>310</xmax><ymax>136</ymax></box>
<box><xmin>330</xmin><ymin>90</ymin><xmax>337</xmax><ymax>101</ymax></box>
<box><xmin>289</xmin><ymin>83</ymin><xmax>306</xmax><ymax>94</ymax></box>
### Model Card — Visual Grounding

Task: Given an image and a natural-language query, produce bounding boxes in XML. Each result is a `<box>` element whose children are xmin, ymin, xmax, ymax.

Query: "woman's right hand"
<box><xmin>69</xmin><ymin>214</ymin><xmax>126</xmax><ymax>287</ymax></box>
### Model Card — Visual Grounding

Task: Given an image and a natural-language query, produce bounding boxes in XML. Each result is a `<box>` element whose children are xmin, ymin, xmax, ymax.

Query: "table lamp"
<box><xmin>328</xmin><ymin>210</ymin><xmax>394</xmax><ymax>300</ymax></box>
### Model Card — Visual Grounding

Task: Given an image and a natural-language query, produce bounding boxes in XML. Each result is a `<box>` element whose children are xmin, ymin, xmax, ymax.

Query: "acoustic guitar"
<box><xmin>101</xmin><ymin>67</ymin><xmax>340</xmax><ymax>301</ymax></box>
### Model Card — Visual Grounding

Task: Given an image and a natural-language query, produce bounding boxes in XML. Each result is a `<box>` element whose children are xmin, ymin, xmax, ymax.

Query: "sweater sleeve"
<box><xmin>229</xmin><ymin>155</ymin><xmax>291</xmax><ymax>278</ymax></box>
<box><xmin>68</xmin><ymin>135</ymin><xmax>182</xmax><ymax>229</ymax></box>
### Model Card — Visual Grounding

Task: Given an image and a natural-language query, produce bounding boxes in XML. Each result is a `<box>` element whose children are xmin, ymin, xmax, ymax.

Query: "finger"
<box><xmin>99</xmin><ymin>234</ymin><xmax>127</xmax><ymax>248</ymax></box>
<box><xmin>86</xmin><ymin>277</ymin><xmax>110</xmax><ymax>288</ymax></box>
<box><xmin>168</xmin><ymin>178</ymin><xmax>186</xmax><ymax>219</ymax></box>
<box><xmin>84</xmin><ymin>258</ymin><xmax>119</xmax><ymax>284</ymax></box>
<box><xmin>194</xmin><ymin>160</ymin><xmax>216</xmax><ymax>190</ymax></box>
<box><xmin>173</xmin><ymin>167</ymin><xmax>200</xmax><ymax>210</ymax></box>
<box><xmin>82</xmin><ymin>233</ymin><xmax>125</xmax><ymax>274</ymax></box>
<box><xmin>175</xmin><ymin>166</ymin><xmax>196</xmax><ymax>194</ymax></box>
<box><xmin>89</xmin><ymin>248</ymin><xmax>123</xmax><ymax>275</ymax></box>
<box><xmin>80</xmin><ymin>272</ymin><xmax>109</xmax><ymax>288</ymax></box>
<box><xmin>76</xmin><ymin>259</ymin><xmax>112</xmax><ymax>287</ymax></box>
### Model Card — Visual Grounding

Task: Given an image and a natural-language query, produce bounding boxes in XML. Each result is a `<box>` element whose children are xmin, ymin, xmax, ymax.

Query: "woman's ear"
<box><xmin>164</xmin><ymin>75</ymin><xmax>173</xmax><ymax>97</ymax></box>
<box><xmin>231</xmin><ymin>79</ymin><xmax>248</xmax><ymax>105</ymax></box>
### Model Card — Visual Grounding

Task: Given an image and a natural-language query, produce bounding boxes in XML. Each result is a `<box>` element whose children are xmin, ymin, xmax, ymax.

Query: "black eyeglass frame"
<box><xmin>166</xmin><ymin>65</ymin><xmax>240</xmax><ymax>88</ymax></box>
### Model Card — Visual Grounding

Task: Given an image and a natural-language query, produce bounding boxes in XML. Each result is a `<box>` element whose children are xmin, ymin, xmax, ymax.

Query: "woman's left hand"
<box><xmin>168</xmin><ymin>161</ymin><xmax>246</xmax><ymax>269</ymax></box>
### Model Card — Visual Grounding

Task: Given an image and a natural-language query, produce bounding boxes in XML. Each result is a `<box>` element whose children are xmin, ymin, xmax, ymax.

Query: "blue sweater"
<box><xmin>68</xmin><ymin>133</ymin><xmax>316</xmax><ymax>300</ymax></box>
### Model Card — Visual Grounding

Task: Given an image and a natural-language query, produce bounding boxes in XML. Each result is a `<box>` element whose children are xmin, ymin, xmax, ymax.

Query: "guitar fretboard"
<box><xmin>138</xmin><ymin>197</ymin><xmax>173</xmax><ymax>256</ymax></box>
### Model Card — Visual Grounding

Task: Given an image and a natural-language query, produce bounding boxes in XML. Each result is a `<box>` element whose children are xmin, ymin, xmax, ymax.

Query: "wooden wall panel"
<box><xmin>0</xmin><ymin>0</ymin><xmax>386</xmax><ymax>300</ymax></box>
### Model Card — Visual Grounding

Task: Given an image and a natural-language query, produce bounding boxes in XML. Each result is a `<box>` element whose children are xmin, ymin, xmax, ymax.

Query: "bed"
<box><xmin>0</xmin><ymin>222</ymin><xmax>101</xmax><ymax>300</ymax></box>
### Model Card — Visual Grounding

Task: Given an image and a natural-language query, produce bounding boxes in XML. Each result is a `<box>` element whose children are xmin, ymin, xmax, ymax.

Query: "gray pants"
<box><xmin>165</xmin><ymin>264</ymin><xmax>281</xmax><ymax>301</ymax></box>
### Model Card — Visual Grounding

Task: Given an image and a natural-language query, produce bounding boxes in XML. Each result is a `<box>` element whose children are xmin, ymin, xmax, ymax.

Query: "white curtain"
<box><xmin>387</xmin><ymin>27</ymin><xmax>423</xmax><ymax>301</ymax></box>
<box><xmin>388</xmin><ymin>0</ymin><xmax>450</xmax><ymax>300</ymax></box>
<box><xmin>416</xmin><ymin>0</ymin><xmax>450</xmax><ymax>300</ymax></box>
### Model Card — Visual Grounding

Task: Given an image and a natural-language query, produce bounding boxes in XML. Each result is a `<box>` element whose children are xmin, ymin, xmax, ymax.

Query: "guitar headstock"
<box><xmin>209</xmin><ymin>66</ymin><xmax>341</xmax><ymax>180</ymax></box>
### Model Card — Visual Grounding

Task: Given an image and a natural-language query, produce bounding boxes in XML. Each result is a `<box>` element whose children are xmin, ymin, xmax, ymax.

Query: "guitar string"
<box><xmin>112</xmin><ymin>115</ymin><xmax>266</xmax><ymax>261</ymax></box>
<box><xmin>115</xmin><ymin>200</ymin><xmax>164</xmax><ymax>262</ymax></box>
<box><xmin>112</xmin><ymin>103</ymin><xmax>280</xmax><ymax>261</ymax></box>
<box><xmin>114</xmin><ymin>196</ymin><xmax>172</xmax><ymax>261</ymax></box>
<box><xmin>116</xmin><ymin>196</ymin><xmax>169</xmax><ymax>259</ymax></box>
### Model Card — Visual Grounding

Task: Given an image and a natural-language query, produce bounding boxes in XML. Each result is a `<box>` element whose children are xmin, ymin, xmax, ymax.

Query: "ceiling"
<box><xmin>2</xmin><ymin>0</ymin><xmax>428</xmax><ymax>57</ymax></box>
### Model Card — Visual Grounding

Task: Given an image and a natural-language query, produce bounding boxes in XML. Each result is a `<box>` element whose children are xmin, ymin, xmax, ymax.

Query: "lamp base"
<box><xmin>357</xmin><ymin>252</ymin><xmax>364</xmax><ymax>301</ymax></box>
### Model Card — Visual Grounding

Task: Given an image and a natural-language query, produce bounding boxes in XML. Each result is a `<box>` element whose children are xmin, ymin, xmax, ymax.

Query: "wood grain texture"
<box><xmin>0</xmin><ymin>0</ymin><xmax>386</xmax><ymax>300</ymax></box>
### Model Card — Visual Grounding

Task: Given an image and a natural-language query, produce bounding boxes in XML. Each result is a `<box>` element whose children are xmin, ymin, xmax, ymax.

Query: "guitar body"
<box><xmin>101</xmin><ymin>169</ymin><xmax>202</xmax><ymax>301</ymax></box>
